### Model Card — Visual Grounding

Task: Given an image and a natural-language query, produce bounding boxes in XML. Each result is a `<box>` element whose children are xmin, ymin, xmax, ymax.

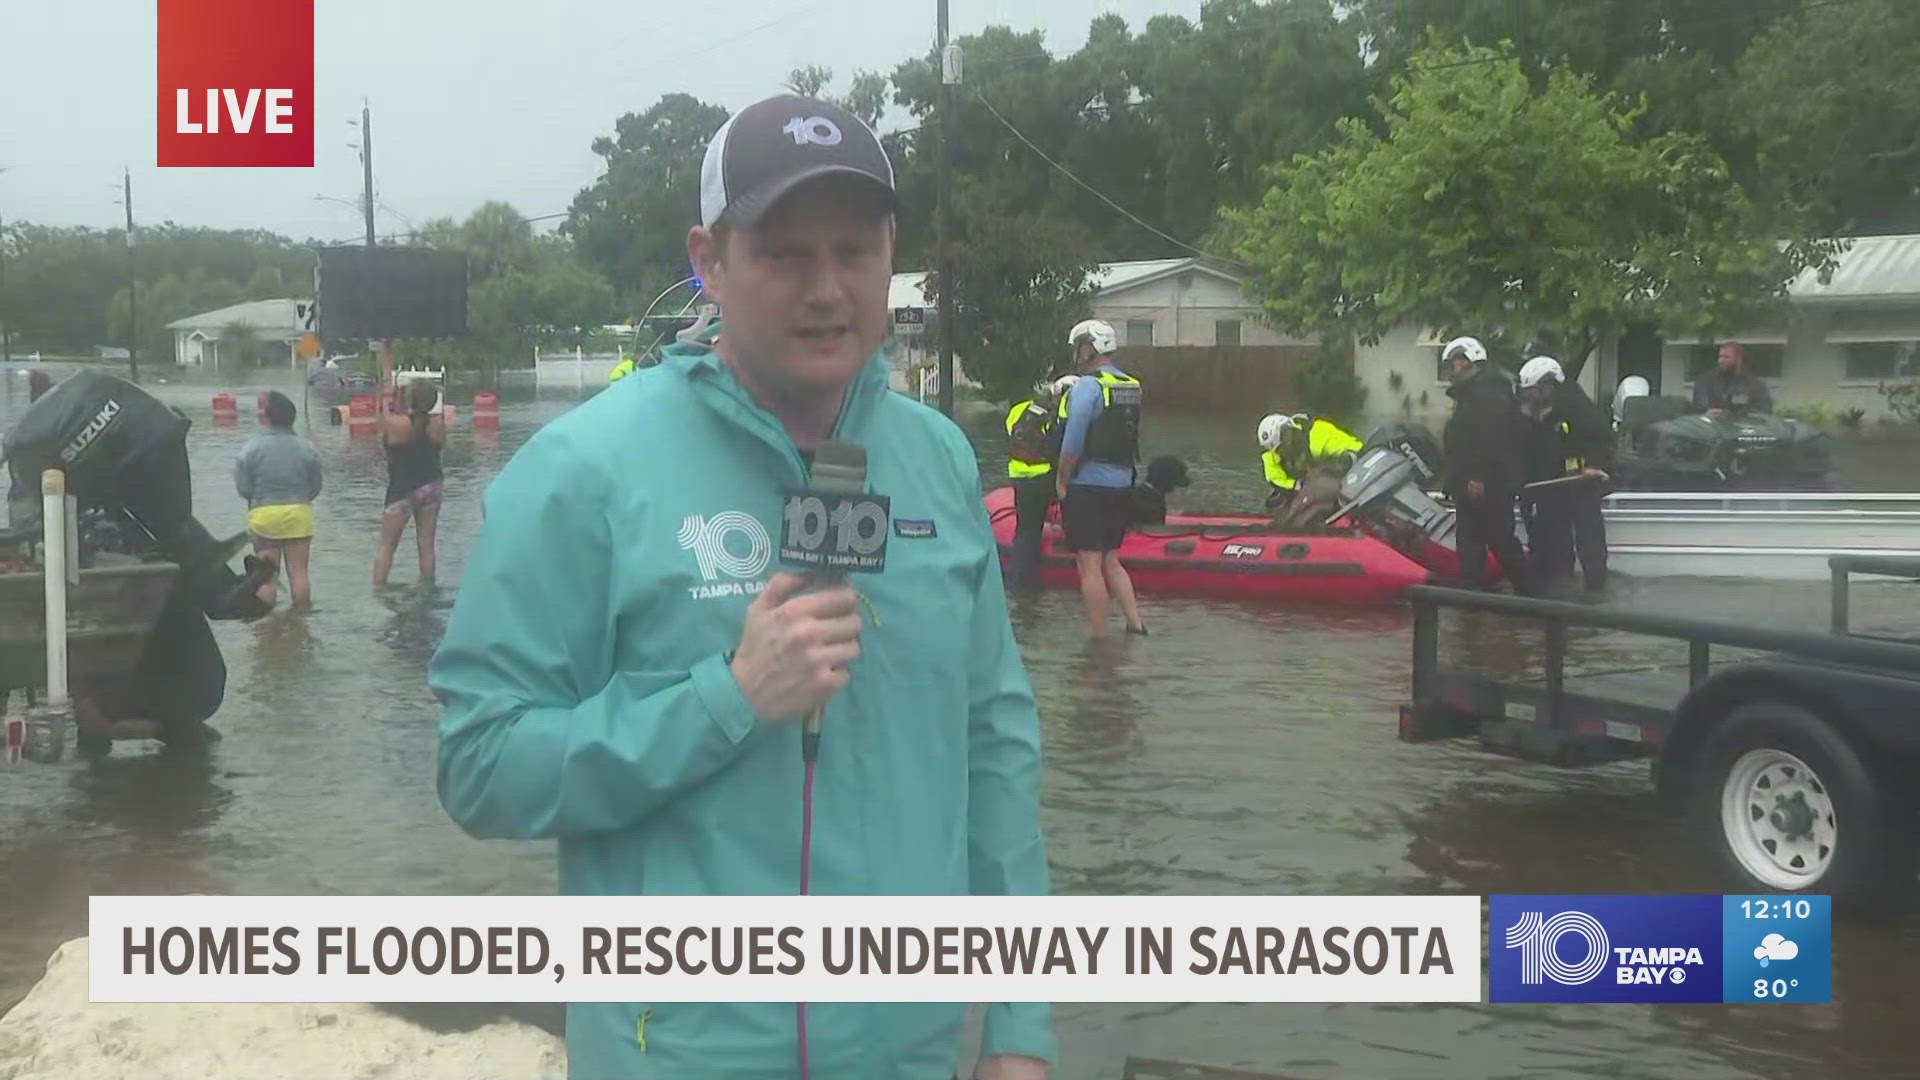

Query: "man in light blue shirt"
<box><xmin>1054</xmin><ymin>319</ymin><xmax>1147</xmax><ymax>638</ymax></box>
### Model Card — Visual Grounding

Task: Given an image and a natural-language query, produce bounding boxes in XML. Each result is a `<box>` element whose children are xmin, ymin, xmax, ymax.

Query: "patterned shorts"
<box><xmin>385</xmin><ymin>479</ymin><xmax>443</xmax><ymax>516</ymax></box>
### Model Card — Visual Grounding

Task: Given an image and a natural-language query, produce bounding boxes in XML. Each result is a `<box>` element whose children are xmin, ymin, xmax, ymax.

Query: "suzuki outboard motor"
<box><xmin>1358</xmin><ymin>422</ymin><xmax>1445</xmax><ymax>489</ymax></box>
<box><xmin>4</xmin><ymin>370</ymin><xmax>273</xmax><ymax>621</ymax></box>
<box><xmin>1328</xmin><ymin>422</ymin><xmax>1460</xmax><ymax>575</ymax></box>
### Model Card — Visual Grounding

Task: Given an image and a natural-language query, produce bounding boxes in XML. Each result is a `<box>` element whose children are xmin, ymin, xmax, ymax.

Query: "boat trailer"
<box><xmin>1399</xmin><ymin>555</ymin><xmax>1920</xmax><ymax>916</ymax></box>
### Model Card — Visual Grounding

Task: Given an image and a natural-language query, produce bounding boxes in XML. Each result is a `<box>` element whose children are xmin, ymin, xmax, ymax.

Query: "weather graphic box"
<box><xmin>1488</xmin><ymin>894</ymin><xmax>1831</xmax><ymax>1004</ymax></box>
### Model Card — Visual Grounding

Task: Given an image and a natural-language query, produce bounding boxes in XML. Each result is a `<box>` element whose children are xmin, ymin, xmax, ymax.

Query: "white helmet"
<box><xmin>1517</xmin><ymin>355</ymin><xmax>1564</xmax><ymax>389</ymax></box>
<box><xmin>1050</xmin><ymin>374</ymin><xmax>1081</xmax><ymax>397</ymax></box>
<box><xmin>1613</xmin><ymin>374</ymin><xmax>1650</xmax><ymax>422</ymax></box>
<box><xmin>1068</xmin><ymin>319</ymin><xmax>1118</xmax><ymax>355</ymax></box>
<box><xmin>1257</xmin><ymin>412</ymin><xmax>1303</xmax><ymax>451</ymax></box>
<box><xmin>1441</xmin><ymin>336</ymin><xmax>1487</xmax><ymax>364</ymax></box>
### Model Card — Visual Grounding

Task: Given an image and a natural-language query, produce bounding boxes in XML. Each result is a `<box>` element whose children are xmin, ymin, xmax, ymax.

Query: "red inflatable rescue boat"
<box><xmin>984</xmin><ymin>485</ymin><xmax>1433</xmax><ymax>604</ymax></box>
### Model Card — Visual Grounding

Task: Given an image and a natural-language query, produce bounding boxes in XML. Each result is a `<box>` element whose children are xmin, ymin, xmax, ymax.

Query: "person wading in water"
<box><xmin>373</xmin><ymin>379</ymin><xmax>445</xmax><ymax>588</ymax></box>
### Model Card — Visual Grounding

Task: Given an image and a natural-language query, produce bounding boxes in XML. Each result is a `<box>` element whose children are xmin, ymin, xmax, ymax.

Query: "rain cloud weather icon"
<box><xmin>1754</xmin><ymin>934</ymin><xmax>1799</xmax><ymax>967</ymax></box>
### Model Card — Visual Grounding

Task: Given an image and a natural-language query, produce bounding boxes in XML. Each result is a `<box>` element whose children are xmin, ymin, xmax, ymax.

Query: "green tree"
<box><xmin>1225</xmin><ymin>41</ymin><xmax>1837</xmax><ymax>378</ymax></box>
<box><xmin>1724</xmin><ymin>0</ymin><xmax>1920</xmax><ymax>233</ymax></box>
<box><xmin>563</xmin><ymin>93</ymin><xmax>731</xmax><ymax>308</ymax></box>
<box><xmin>921</xmin><ymin>183</ymin><xmax>1098</xmax><ymax>404</ymax></box>
<box><xmin>221</xmin><ymin>319</ymin><xmax>263</xmax><ymax>368</ymax></box>
<box><xmin>1349</xmin><ymin>0</ymin><xmax>1801</xmax><ymax>87</ymax></box>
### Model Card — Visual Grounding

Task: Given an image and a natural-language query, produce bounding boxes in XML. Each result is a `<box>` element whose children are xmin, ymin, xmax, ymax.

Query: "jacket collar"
<box><xmin>663</xmin><ymin>321</ymin><xmax>892</xmax><ymax>483</ymax></box>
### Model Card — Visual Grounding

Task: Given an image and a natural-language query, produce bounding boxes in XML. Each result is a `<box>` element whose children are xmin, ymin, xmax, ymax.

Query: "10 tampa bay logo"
<box><xmin>1488</xmin><ymin>895</ymin><xmax>1722</xmax><ymax>1003</ymax></box>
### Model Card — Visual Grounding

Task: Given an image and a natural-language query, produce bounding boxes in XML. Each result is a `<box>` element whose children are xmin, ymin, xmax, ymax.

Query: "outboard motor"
<box><xmin>4</xmin><ymin>370</ymin><xmax>273</xmax><ymax>621</ymax></box>
<box><xmin>1358</xmin><ymin>422</ymin><xmax>1445</xmax><ymax>489</ymax></box>
<box><xmin>1327</xmin><ymin>422</ymin><xmax>1460</xmax><ymax>575</ymax></box>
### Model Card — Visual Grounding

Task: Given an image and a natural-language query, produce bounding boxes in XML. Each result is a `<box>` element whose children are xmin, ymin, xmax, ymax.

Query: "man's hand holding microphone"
<box><xmin>729</xmin><ymin>572</ymin><xmax>863</xmax><ymax>722</ymax></box>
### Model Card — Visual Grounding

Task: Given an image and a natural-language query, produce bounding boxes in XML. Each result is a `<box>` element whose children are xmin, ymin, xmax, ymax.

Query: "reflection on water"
<box><xmin>375</xmin><ymin>585</ymin><xmax>452</xmax><ymax>670</ymax></box>
<box><xmin>3</xmin><ymin>364</ymin><xmax>1920</xmax><ymax>1078</ymax></box>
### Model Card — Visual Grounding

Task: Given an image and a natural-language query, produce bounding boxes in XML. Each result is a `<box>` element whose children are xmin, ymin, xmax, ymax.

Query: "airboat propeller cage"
<box><xmin>3</xmin><ymin>370</ymin><xmax>265</xmax><ymax>621</ymax></box>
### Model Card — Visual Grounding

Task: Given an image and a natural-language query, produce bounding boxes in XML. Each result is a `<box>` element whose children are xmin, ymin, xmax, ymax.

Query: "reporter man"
<box><xmin>428</xmin><ymin>94</ymin><xmax>1054</xmax><ymax>1080</ymax></box>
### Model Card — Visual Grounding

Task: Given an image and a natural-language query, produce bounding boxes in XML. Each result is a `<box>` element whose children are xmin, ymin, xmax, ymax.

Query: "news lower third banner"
<box><xmin>87</xmin><ymin>894</ymin><xmax>1832</xmax><ymax>1004</ymax></box>
<box><xmin>91</xmin><ymin>896</ymin><xmax>1480</xmax><ymax>1003</ymax></box>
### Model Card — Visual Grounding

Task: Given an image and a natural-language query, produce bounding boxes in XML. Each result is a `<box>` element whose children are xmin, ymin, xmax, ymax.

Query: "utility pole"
<box><xmin>935</xmin><ymin>0</ymin><xmax>957</xmax><ymax>418</ymax></box>
<box><xmin>2</xmin><ymin>165</ymin><xmax>14</xmax><ymax>365</ymax></box>
<box><xmin>123</xmin><ymin>166</ymin><xmax>139</xmax><ymax>383</ymax></box>
<box><xmin>355</xmin><ymin>99</ymin><xmax>389</xmax><ymax>412</ymax></box>
<box><xmin>360</xmin><ymin>101</ymin><xmax>376</xmax><ymax>248</ymax></box>
<box><xmin>0</xmin><ymin>209</ymin><xmax>10</xmax><ymax>366</ymax></box>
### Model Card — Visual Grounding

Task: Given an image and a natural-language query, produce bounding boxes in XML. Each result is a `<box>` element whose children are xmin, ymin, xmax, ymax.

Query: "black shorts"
<box><xmin>1061</xmin><ymin>484</ymin><xmax>1133</xmax><ymax>552</ymax></box>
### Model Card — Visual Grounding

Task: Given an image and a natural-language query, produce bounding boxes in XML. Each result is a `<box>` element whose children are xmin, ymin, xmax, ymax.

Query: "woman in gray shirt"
<box><xmin>234</xmin><ymin>391</ymin><xmax>323</xmax><ymax>609</ymax></box>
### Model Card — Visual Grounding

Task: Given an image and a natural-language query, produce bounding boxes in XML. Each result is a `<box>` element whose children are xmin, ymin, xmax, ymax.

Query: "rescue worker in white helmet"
<box><xmin>1440</xmin><ymin>335</ymin><xmax>1534</xmax><ymax>594</ymax></box>
<box><xmin>1055</xmin><ymin>319</ymin><xmax>1147</xmax><ymax>638</ymax></box>
<box><xmin>1003</xmin><ymin>377</ymin><xmax>1065</xmax><ymax>588</ymax></box>
<box><xmin>1257</xmin><ymin>410</ymin><xmax>1363</xmax><ymax>529</ymax></box>
<box><xmin>1516</xmin><ymin>354</ymin><xmax>1612</xmax><ymax>596</ymax></box>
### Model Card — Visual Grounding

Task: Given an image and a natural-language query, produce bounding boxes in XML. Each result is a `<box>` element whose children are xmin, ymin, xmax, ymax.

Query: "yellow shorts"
<box><xmin>247</xmin><ymin>503</ymin><xmax>315</xmax><ymax>542</ymax></box>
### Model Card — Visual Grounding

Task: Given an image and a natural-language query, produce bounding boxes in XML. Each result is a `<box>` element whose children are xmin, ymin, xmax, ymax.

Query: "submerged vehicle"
<box><xmin>1610</xmin><ymin>376</ymin><xmax>1831</xmax><ymax>489</ymax></box>
<box><xmin>305</xmin><ymin>364</ymin><xmax>382</xmax><ymax>409</ymax></box>
<box><xmin>4</xmin><ymin>370</ymin><xmax>276</xmax><ymax>755</ymax></box>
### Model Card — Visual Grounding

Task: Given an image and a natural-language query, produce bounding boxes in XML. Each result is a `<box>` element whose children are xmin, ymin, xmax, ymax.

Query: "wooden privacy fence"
<box><xmin>1113</xmin><ymin>345</ymin><xmax>1318</xmax><ymax>413</ymax></box>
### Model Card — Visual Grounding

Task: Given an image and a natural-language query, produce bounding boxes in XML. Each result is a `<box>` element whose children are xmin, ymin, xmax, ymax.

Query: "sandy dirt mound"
<box><xmin>0</xmin><ymin>937</ymin><xmax>566</xmax><ymax>1080</ymax></box>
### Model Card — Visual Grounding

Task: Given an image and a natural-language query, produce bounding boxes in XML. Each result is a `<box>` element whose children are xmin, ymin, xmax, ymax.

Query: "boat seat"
<box><xmin>1621</xmin><ymin>395</ymin><xmax>1688</xmax><ymax>426</ymax></box>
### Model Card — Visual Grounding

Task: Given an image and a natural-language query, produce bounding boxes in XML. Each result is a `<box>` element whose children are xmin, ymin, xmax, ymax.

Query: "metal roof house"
<box><xmin>164</xmin><ymin>298</ymin><xmax>309</xmax><ymax>368</ymax></box>
<box><xmin>1350</xmin><ymin>234</ymin><xmax>1920</xmax><ymax>426</ymax></box>
<box><xmin>888</xmin><ymin>257</ymin><xmax>1282</xmax><ymax>349</ymax></box>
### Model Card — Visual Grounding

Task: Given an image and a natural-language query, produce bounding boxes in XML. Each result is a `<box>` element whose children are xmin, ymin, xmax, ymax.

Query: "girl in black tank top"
<box><xmin>374</xmin><ymin>380</ymin><xmax>446</xmax><ymax>587</ymax></box>
<box><xmin>384</xmin><ymin>406</ymin><xmax>444</xmax><ymax>506</ymax></box>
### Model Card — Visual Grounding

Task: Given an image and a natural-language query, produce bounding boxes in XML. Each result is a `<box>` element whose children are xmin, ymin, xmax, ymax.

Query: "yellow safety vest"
<box><xmin>1261</xmin><ymin>417</ymin><xmax>1362</xmax><ymax>490</ymax></box>
<box><xmin>1005</xmin><ymin>400</ymin><xmax>1054</xmax><ymax>479</ymax></box>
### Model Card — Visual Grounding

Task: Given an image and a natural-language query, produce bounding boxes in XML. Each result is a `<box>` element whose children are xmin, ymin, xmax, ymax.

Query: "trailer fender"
<box><xmin>1657</xmin><ymin>663</ymin><xmax>1859</xmax><ymax>805</ymax></box>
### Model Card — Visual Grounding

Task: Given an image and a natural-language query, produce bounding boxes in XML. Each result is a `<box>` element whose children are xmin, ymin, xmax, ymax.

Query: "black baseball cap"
<box><xmin>699</xmin><ymin>94</ymin><xmax>897</xmax><ymax>230</ymax></box>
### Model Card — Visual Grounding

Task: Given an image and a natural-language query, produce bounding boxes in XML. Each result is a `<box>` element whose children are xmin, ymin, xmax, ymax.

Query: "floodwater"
<box><xmin>4</xmin><ymin>361</ymin><xmax>1920</xmax><ymax>1080</ymax></box>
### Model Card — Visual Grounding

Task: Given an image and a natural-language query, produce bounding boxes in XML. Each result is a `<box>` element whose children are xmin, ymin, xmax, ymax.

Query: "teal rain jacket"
<box><xmin>429</xmin><ymin>327</ymin><xmax>1056</xmax><ymax>1079</ymax></box>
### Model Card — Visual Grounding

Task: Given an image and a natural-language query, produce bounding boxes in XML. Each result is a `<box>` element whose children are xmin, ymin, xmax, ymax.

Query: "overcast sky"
<box><xmin>1</xmin><ymin>0</ymin><xmax>1203</xmax><ymax>243</ymax></box>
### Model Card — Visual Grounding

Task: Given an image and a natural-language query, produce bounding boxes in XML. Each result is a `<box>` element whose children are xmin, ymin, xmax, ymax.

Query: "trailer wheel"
<box><xmin>1691</xmin><ymin>700</ymin><xmax>1914</xmax><ymax>918</ymax></box>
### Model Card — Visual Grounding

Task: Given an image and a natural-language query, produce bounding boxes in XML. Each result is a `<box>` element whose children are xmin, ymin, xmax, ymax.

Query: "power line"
<box><xmin>956</xmin><ymin>0</ymin><xmax>1869</xmax><ymax>269</ymax></box>
<box><xmin>965</xmin><ymin>84</ymin><xmax>1242</xmax><ymax>268</ymax></box>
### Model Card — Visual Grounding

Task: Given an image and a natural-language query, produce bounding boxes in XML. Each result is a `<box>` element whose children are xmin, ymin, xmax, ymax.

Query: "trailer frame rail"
<box><xmin>1404</xmin><ymin>556</ymin><xmax>1920</xmax><ymax>766</ymax></box>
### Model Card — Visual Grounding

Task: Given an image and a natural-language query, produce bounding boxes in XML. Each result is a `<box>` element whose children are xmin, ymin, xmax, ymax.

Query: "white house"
<box><xmin>882</xmin><ymin>256</ymin><xmax>1293</xmax><ymax>392</ymax></box>
<box><xmin>1636</xmin><ymin>233</ymin><xmax>1920</xmax><ymax>418</ymax></box>
<box><xmin>1083</xmin><ymin>257</ymin><xmax>1306</xmax><ymax>348</ymax></box>
<box><xmin>1352</xmin><ymin>233</ymin><xmax>1920</xmax><ymax>427</ymax></box>
<box><xmin>166</xmin><ymin>298</ymin><xmax>309</xmax><ymax>368</ymax></box>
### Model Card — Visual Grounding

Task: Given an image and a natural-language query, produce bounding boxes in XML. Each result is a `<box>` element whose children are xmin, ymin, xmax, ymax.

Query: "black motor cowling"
<box><xmin>1360</xmin><ymin>421</ymin><xmax>1446</xmax><ymax>489</ymax></box>
<box><xmin>4</xmin><ymin>370</ymin><xmax>273</xmax><ymax>622</ymax></box>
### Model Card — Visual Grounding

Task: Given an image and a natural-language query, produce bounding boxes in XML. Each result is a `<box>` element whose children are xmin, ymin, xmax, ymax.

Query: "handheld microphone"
<box><xmin>777</xmin><ymin>440</ymin><xmax>889</xmax><ymax>762</ymax></box>
<box><xmin>776</xmin><ymin>439</ymin><xmax>885</xmax><ymax>1080</ymax></box>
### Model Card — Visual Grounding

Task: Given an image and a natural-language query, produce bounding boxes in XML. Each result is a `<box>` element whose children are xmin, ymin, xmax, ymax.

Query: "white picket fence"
<box><xmin>533</xmin><ymin>346</ymin><xmax>622</xmax><ymax>389</ymax></box>
<box><xmin>528</xmin><ymin>342</ymin><xmax>967</xmax><ymax>401</ymax></box>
